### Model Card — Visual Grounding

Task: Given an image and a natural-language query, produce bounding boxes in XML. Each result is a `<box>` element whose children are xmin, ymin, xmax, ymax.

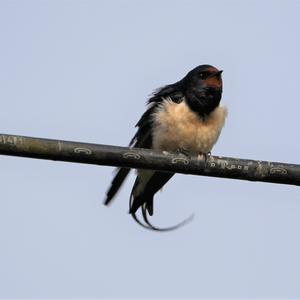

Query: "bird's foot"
<box><xmin>197</xmin><ymin>151</ymin><xmax>211</xmax><ymax>162</ymax></box>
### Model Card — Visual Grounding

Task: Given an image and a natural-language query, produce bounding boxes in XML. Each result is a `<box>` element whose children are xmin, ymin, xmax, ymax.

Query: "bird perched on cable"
<box><xmin>104</xmin><ymin>64</ymin><xmax>227</xmax><ymax>231</ymax></box>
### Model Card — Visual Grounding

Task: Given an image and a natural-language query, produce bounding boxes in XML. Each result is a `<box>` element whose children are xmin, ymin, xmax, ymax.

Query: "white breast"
<box><xmin>152</xmin><ymin>98</ymin><xmax>227</xmax><ymax>154</ymax></box>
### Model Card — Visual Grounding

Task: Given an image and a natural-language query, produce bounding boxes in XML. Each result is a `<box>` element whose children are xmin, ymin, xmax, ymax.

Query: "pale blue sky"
<box><xmin>1</xmin><ymin>0</ymin><xmax>300</xmax><ymax>298</ymax></box>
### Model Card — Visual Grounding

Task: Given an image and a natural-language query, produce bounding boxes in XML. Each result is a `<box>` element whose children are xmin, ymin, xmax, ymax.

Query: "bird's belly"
<box><xmin>152</xmin><ymin>100</ymin><xmax>227</xmax><ymax>154</ymax></box>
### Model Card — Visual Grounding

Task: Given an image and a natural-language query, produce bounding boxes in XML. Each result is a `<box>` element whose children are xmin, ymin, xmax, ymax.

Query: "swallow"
<box><xmin>104</xmin><ymin>64</ymin><xmax>227</xmax><ymax>231</ymax></box>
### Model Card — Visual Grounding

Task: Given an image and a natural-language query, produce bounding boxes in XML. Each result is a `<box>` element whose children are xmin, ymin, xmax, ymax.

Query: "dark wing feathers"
<box><xmin>104</xmin><ymin>84</ymin><xmax>184</xmax><ymax>206</ymax></box>
<box><xmin>148</xmin><ymin>82</ymin><xmax>184</xmax><ymax>104</ymax></box>
<box><xmin>104</xmin><ymin>104</ymin><xmax>156</xmax><ymax>206</ymax></box>
<box><xmin>104</xmin><ymin>168</ymin><xmax>130</xmax><ymax>205</ymax></box>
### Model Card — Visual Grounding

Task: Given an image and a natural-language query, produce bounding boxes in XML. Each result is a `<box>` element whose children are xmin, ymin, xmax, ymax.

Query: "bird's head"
<box><xmin>181</xmin><ymin>65</ymin><xmax>223</xmax><ymax>117</ymax></box>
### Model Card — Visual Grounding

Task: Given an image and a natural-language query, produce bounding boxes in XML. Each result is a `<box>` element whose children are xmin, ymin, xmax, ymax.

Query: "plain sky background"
<box><xmin>1</xmin><ymin>0</ymin><xmax>300</xmax><ymax>298</ymax></box>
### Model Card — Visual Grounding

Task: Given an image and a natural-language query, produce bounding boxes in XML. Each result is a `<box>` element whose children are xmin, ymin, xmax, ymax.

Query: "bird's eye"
<box><xmin>199</xmin><ymin>72</ymin><xmax>209</xmax><ymax>79</ymax></box>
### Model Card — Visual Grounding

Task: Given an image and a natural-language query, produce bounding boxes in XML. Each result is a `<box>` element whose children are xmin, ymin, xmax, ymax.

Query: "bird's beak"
<box><xmin>209</xmin><ymin>70</ymin><xmax>223</xmax><ymax>78</ymax></box>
